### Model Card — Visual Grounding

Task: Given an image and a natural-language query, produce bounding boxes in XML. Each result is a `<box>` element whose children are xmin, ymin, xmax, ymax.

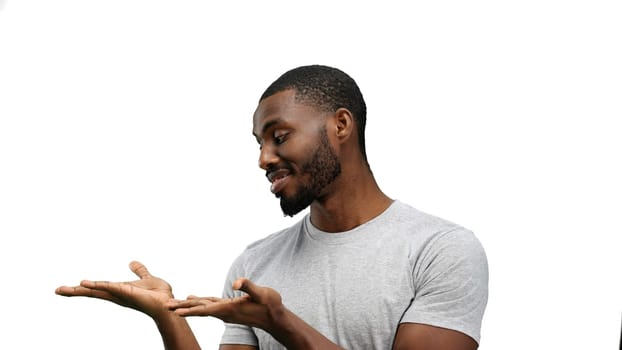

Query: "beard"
<box><xmin>279</xmin><ymin>129</ymin><xmax>341</xmax><ymax>217</ymax></box>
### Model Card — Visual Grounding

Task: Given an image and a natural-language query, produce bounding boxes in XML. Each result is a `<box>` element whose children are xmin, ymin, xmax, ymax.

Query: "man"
<box><xmin>56</xmin><ymin>65</ymin><xmax>488</xmax><ymax>349</ymax></box>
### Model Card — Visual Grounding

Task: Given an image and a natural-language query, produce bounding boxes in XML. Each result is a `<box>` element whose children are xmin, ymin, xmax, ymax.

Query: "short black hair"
<box><xmin>260</xmin><ymin>65</ymin><xmax>368</xmax><ymax>162</ymax></box>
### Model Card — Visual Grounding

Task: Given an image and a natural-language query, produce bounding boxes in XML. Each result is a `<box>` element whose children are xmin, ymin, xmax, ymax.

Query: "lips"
<box><xmin>267</xmin><ymin>168</ymin><xmax>291</xmax><ymax>194</ymax></box>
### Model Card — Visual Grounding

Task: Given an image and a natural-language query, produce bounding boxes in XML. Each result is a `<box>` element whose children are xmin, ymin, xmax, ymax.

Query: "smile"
<box><xmin>267</xmin><ymin>169</ymin><xmax>291</xmax><ymax>194</ymax></box>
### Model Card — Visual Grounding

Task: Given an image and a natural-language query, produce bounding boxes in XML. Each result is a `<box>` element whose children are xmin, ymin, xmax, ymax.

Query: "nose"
<box><xmin>258</xmin><ymin>143</ymin><xmax>279</xmax><ymax>170</ymax></box>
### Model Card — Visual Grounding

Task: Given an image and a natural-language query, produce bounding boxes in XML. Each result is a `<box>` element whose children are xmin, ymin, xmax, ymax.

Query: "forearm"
<box><xmin>153</xmin><ymin>310</ymin><xmax>202</xmax><ymax>350</ymax></box>
<box><xmin>266</xmin><ymin>306</ymin><xmax>345</xmax><ymax>350</ymax></box>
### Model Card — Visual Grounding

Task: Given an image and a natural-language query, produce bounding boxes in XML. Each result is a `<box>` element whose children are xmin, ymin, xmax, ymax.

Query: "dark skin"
<box><xmin>56</xmin><ymin>89</ymin><xmax>478</xmax><ymax>350</ymax></box>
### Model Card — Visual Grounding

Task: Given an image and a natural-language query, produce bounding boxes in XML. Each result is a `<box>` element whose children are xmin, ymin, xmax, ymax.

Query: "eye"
<box><xmin>274</xmin><ymin>131</ymin><xmax>289</xmax><ymax>145</ymax></box>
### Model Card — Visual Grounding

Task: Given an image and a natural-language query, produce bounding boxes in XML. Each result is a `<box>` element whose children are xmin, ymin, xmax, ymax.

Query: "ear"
<box><xmin>332</xmin><ymin>108</ymin><xmax>355</xmax><ymax>143</ymax></box>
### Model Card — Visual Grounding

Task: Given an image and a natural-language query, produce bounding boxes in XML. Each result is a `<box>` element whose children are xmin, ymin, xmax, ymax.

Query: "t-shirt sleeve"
<box><xmin>401</xmin><ymin>227</ymin><xmax>489</xmax><ymax>344</ymax></box>
<box><xmin>219</xmin><ymin>253</ymin><xmax>259</xmax><ymax>347</ymax></box>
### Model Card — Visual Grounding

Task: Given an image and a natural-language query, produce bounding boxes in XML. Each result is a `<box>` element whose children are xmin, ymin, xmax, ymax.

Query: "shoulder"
<box><xmin>390</xmin><ymin>200</ymin><xmax>463</xmax><ymax>232</ymax></box>
<box><xmin>392</xmin><ymin>201</ymin><xmax>487</xmax><ymax>272</ymax></box>
<box><xmin>394</xmin><ymin>203</ymin><xmax>488</xmax><ymax>343</ymax></box>
<box><xmin>416</xmin><ymin>226</ymin><xmax>488</xmax><ymax>281</ymax></box>
<box><xmin>388</xmin><ymin>200</ymin><xmax>488</xmax><ymax>289</ymax></box>
<box><xmin>385</xmin><ymin>201</ymin><xmax>475</xmax><ymax>248</ymax></box>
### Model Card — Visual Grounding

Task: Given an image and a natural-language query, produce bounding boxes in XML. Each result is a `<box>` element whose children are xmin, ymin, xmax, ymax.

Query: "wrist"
<box><xmin>265</xmin><ymin>303</ymin><xmax>288</xmax><ymax>334</ymax></box>
<box><xmin>151</xmin><ymin>309</ymin><xmax>201</xmax><ymax>350</ymax></box>
<box><xmin>266</xmin><ymin>306</ymin><xmax>316</xmax><ymax>349</ymax></box>
<box><xmin>151</xmin><ymin>305</ymin><xmax>179</xmax><ymax>325</ymax></box>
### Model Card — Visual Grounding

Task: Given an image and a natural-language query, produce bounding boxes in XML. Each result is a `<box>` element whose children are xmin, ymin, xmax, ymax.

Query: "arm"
<box><xmin>392</xmin><ymin>323</ymin><xmax>478</xmax><ymax>350</ymax></box>
<box><xmin>56</xmin><ymin>261</ymin><xmax>201</xmax><ymax>350</ymax></box>
<box><xmin>153</xmin><ymin>310</ymin><xmax>202</xmax><ymax>350</ymax></box>
<box><xmin>395</xmin><ymin>228</ymin><xmax>488</xmax><ymax>349</ymax></box>
<box><xmin>169</xmin><ymin>278</ymin><xmax>345</xmax><ymax>350</ymax></box>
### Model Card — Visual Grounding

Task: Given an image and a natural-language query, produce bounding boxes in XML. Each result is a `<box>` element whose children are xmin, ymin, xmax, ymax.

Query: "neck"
<box><xmin>309</xmin><ymin>163</ymin><xmax>393</xmax><ymax>233</ymax></box>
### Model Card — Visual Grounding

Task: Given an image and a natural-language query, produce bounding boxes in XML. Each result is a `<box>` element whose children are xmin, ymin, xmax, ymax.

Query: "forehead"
<box><xmin>252</xmin><ymin>89</ymin><xmax>325</xmax><ymax>136</ymax></box>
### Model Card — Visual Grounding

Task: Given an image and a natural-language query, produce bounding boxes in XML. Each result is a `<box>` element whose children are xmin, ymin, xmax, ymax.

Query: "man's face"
<box><xmin>253</xmin><ymin>90</ymin><xmax>341</xmax><ymax>217</ymax></box>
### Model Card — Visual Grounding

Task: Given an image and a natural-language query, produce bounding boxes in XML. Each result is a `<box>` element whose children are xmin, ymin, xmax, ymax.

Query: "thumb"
<box><xmin>129</xmin><ymin>261</ymin><xmax>152</xmax><ymax>279</ymax></box>
<box><xmin>233</xmin><ymin>278</ymin><xmax>278</xmax><ymax>305</ymax></box>
<box><xmin>233</xmin><ymin>278</ymin><xmax>256</xmax><ymax>295</ymax></box>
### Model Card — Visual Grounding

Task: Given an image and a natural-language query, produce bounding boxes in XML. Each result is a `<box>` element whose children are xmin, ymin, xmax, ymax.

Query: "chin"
<box><xmin>279</xmin><ymin>194</ymin><xmax>313</xmax><ymax>217</ymax></box>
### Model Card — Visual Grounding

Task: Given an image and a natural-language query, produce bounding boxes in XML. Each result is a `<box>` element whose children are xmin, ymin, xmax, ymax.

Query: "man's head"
<box><xmin>260</xmin><ymin>65</ymin><xmax>368</xmax><ymax>162</ymax></box>
<box><xmin>253</xmin><ymin>65</ymin><xmax>367</xmax><ymax>217</ymax></box>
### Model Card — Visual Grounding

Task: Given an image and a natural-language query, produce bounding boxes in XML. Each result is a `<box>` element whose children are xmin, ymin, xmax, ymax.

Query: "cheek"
<box><xmin>280</xmin><ymin>140</ymin><xmax>315</xmax><ymax>164</ymax></box>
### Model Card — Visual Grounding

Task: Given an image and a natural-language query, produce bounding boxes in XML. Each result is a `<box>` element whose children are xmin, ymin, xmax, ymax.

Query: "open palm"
<box><xmin>56</xmin><ymin>261</ymin><xmax>173</xmax><ymax>318</ymax></box>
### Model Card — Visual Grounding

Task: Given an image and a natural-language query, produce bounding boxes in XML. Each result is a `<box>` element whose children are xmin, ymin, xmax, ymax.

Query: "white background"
<box><xmin>1</xmin><ymin>1</ymin><xmax>620</xmax><ymax>349</ymax></box>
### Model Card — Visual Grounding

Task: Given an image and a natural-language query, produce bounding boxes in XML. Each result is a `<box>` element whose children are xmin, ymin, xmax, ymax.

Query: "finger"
<box><xmin>172</xmin><ymin>295</ymin><xmax>251</xmax><ymax>318</ymax></box>
<box><xmin>55</xmin><ymin>285</ymin><xmax>85</xmax><ymax>296</ymax></box>
<box><xmin>173</xmin><ymin>303</ymin><xmax>220</xmax><ymax>317</ymax></box>
<box><xmin>233</xmin><ymin>278</ymin><xmax>263</xmax><ymax>301</ymax></box>
<box><xmin>129</xmin><ymin>261</ymin><xmax>151</xmax><ymax>279</ymax></box>
<box><xmin>165</xmin><ymin>298</ymin><xmax>185</xmax><ymax>308</ymax></box>
<box><xmin>232</xmin><ymin>278</ymin><xmax>250</xmax><ymax>292</ymax></box>
<box><xmin>80</xmin><ymin>279</ymin><xmax>114</xmax><ymax>290</ymax></box>
<box><xmin>167</xmin><ymin>299</ymin><xmax>199</xmax><ymax>309</ymax></box>
<box><xmin>185</xmin><ymin>295</ymin><xmax>220</xmax><ymax>301</ymax></box>
<box><xmin>55</xmin><ymin>285</ymin><xmax>114</xmax><ymax>300</ymax></box>
<box><xmin>79</xmin><ymin>280</ymin><xmax>131</xmax><ymax>296</ymax></box>
<box><xmin>167</xmin><ymin>297</ymin><xmax>221</xmax><ymax>309</ymax></box>
<box><xmin>233</xmin><ymin>278</ymin><xmax>264</xmax><ymax>299</ymax></box>
<box><xmin>235</xmin><ymin>278</ymin><xmax>282</xmax><ymax>307</ymax></box>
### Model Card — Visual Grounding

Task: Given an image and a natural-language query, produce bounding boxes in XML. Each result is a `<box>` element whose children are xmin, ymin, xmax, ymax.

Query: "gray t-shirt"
<box><xmin>220</xmin><ymin>200</ymin><xmax>488</xmax><ymax>349</ymax></box>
